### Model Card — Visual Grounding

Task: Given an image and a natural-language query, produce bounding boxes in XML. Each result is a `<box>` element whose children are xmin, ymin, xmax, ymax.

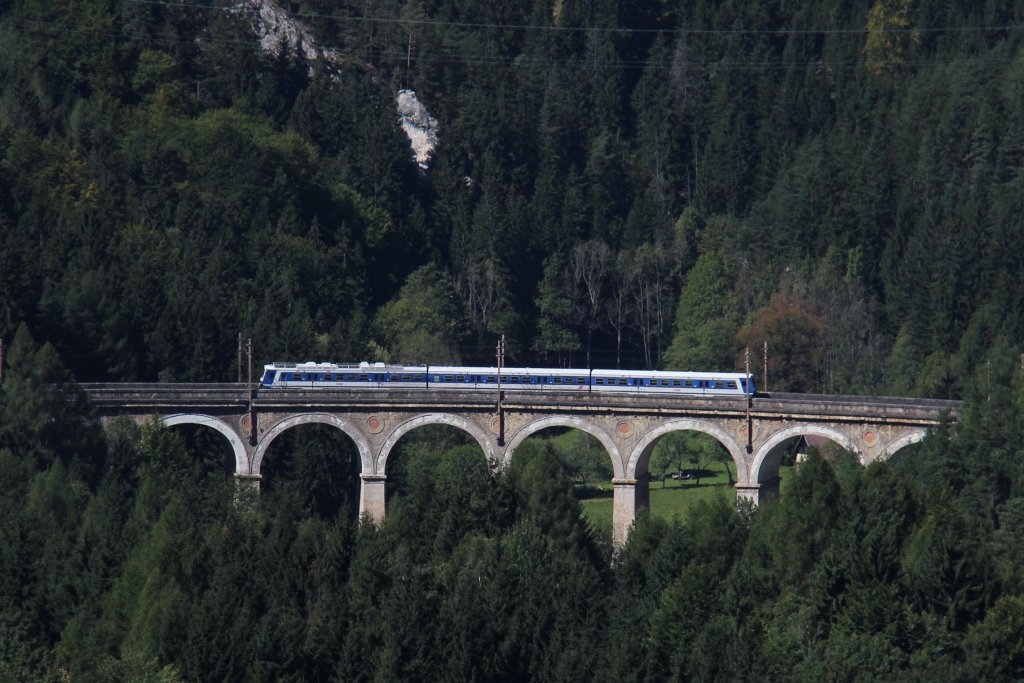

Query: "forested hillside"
<box><xmin>2</xmin><ymin>0</ymin><xmax>1022</xmax><ymax>393</ymax></box>
<box><xmin>3</xmin><ymin>1</ymin><xmax>1024</xmax><ymax>681</ymax></box>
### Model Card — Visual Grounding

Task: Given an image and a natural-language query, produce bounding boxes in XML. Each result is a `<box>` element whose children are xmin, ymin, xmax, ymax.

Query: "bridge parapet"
<box><xmin>755</xmin><ymin>393</ymin><xmax>960</xmax><ymax>423</ymax></box>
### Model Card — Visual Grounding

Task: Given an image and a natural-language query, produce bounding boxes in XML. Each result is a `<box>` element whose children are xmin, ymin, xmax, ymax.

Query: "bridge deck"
<box><xmin>80</xmin><ymin>384</ymin><xmax>960</xmax><ymax>426</ymax></box>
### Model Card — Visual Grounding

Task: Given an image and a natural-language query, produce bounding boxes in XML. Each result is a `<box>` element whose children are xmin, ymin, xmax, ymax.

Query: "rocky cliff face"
<box><xmin>232</xmin><ymin>0</ymin><xmax>339</xmax><ymax>64</ymax></box>
<box><xmin>233</xmin><ymin>0</ymin><xmax>438</xmax><ymax>170</ymax></box>
<box><xmin>396</xmin><ymin>90</ymin><xmax>438</xmax><ymax>170</ymax></box>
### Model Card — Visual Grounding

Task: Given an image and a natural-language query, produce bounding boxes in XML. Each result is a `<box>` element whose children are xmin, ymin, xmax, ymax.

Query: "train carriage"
<box><xmin>426</xmin><ymin>366</ymin><xmax>593</xmax><ymax>391</ymax></box>
<box><xmin>261</xmin><ymin>362</ymin><xmax>755</xmax><ymax>398</ymax></box>
<box><xmin>591</xmin><ymin>369</ymin><xmax>753</xmax><ymax>396</ymax></box>
<box><xmin>260</xmin><ymin>362</ymin><xmax>428</xmax><ymax>389</ymax></box>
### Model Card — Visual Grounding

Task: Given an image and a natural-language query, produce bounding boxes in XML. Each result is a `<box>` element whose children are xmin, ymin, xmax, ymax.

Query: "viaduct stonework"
<box><xmin>82</xmin><ymin>384</ymin><xmax>960</xmax><ymax>547</ymax></box>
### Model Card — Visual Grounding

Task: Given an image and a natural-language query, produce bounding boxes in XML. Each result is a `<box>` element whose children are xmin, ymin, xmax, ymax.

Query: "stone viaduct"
<box><xmin>82</xmin><ymin>384</ymin><xmax>959</xmax><ymax>546</ymax></box>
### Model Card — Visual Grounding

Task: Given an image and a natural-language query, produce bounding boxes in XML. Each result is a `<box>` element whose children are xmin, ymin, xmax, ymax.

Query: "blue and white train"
<box><xmin>259</xmin><ymin>362</ymin><xmax>756</xmax><ymax>397</ymax></box>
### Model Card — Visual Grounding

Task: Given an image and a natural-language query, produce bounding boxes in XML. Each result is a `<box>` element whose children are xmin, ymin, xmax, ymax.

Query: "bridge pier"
<box><xmin>734</xmin><ymin>477</ymin><xmax>780</xmax><ymax>506</ymax></box>
<box><xmin>359</xmin><ymin>474</ymin><xmax>387</xmax><ymax>523</ymax></box>
<box><xmin>234</xmin><ymin>473</ymin><xmax>262</xmax><ymax>491</ymax></box>
<box><xmin>612</xmin><ymin>477</ymin><xmax>650</xmax><ymax>548</ymax></box>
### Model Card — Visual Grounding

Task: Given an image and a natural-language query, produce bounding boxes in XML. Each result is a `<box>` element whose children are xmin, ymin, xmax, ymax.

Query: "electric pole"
<box><xmin>496</xmin><ymin>334</ymin><xmax>505</xmax><ymax>446</ymax></box>
<box><xmin>246</xmin><ymin>338</ymin><xmax>256</xmax><ymax>445</ymax></box>
<box><xmin>763</xmin><ymin>340</ymin><xmax>768</xmax><ymax>393</ymax></box>
<box><xmin>238</xmin><ymin>332</ymin><xmax>243</xmax><ymax>383</ymax></box>
<box><xmin>0</xmin><ymin>338</ymin><xmax>5</xmax><ymax>384</ymax></box>
<box><xmin>745</xmin><ymin>347</ymin><xmax>752</xmax><ymax>452</ymax></box>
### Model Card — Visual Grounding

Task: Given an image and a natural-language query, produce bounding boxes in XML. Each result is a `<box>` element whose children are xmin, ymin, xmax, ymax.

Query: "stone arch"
<box><xmin>626</xmin><ymin>419</ymin><xmax>747</xmax><ymax>482</ymax></box>
<box><xmin>878</xmin><ymin>429</ymin><xmax>928</xmax><ymax>462</ymax></box>
<box><xmin>376</xmin><ymin>414</ymin><xmax>497</xmax><ymax>474</ymax></box>
<box><xmin>161</xmin><ymin>414</ymin><xmax>250</xmax><ymax>476</ymax></box>
<box><xmin>253</xmin><ymin>413</ymin><xmax>373</xmax><ymax>476</ymax></box>
<box><xmin>750</xmin><ymin>424</ymin><xmax>862</xmax><ymax>485</ymax></box>
<box><xmin>503</xmin><ymin>416</ymin><xmax>624</xmax><ymax>479</ymax></box>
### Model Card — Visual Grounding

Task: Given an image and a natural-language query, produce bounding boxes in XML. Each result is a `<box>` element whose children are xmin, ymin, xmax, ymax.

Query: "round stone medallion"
<box><xmin>741</xmin><ymin>424</ymin><xmax>758</xmax><ymax>443</ymax></box>
<box><xmin>862</xmin><ymin>430</ymin><xmax>878</xmax><ymax>446</ymax></box>
<box><xmin>616</xmin><ymin>421</ymin><xmax>634</xmax><ymax>438</ymax></box>
<box><xmin>366</xmin><ymin>415</ymin><xmax>384</xmax><ymax>434</ymax></box>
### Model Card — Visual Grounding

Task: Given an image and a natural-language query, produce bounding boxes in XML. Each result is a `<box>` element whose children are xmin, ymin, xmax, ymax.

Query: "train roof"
<box><xmin>427</xmin><ymin>366</ymin><xmax>592</xmax><ymax>375</ymax></box>
<box><xmin>265</xmin><ymin>361</ymin><xmax>427</xmax><ymax>371</ymax></box>
<box><xmin>591</xmin><ymin>369</ymin><xmax>751</xmax><ymax>378</ymax></box>
<box><xmin>262</xmin><ymin>363</ymin><xmax>752</xmax><ymax>379</ymax></box>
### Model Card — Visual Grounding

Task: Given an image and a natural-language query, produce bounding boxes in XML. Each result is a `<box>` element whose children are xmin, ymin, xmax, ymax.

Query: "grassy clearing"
<box><xmin>578</xmin><ymin>463</ymin><xmax>793</xmax><ymax>534</ymax></box>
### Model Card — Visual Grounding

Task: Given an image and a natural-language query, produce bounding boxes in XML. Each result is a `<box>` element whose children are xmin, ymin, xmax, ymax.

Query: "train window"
<box><xmin>415</xmin><ymin>374</ymin><xmax>424</xmax><ymax>381</ymax></box>
<box><xmin>577</xmin><ymin>377</ymin><xmax>586</xmax><ymax>385</ymax></box>
<box><xmin>456</xmin><ymin>375</ymin><xmax>465</xmax><ymax>382</ymax></box>
<box><xmin>500</xmin><ymin>375</ymin><xmax>509</xmax><ymax>383</ymax></box>
<box><xmin>359</xmin><ymin>374</ymin><xmax>368</xmax><ymax>381</ymax></box>
<box><xmin>487</xmin><ymin>375</ymin><xmax>496</xmax><ymax>383</ymax></box>
<box><xmin>444</xmin><ymin>375</ymin><xmax>453</xmax><ymax>382</ymax></box>
<box><xmin>595</xmin><ymin>378</ymin><xmax>605</xmax><ymax>385</ymax></box>
<box><xmin>672</xmin><ymin>380</ymin><xmax>681</xmax><ymax>387</ymax></box>
<box><xmin>660</xmin><ymin>379</ymin><xmax>669</xmax><ymax>386</ymax></box>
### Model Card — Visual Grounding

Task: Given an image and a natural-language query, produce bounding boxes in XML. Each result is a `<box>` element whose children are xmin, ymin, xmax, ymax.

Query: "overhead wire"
<box><xmin>124</xmin><ymin>0</ymin><xmax>1024</xmax><ymax>36</ymax></box>
<box><xmin>4</xmin><ymin>13</ymin><xmax>1019</xmax><ymax>74</ymax></box>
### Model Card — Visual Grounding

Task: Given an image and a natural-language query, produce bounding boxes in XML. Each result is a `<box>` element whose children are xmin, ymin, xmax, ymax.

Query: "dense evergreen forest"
<box><xmin>3</xmin><ymin>0</ymin><xmax>1024</xmax><ymax>680</ymax></box>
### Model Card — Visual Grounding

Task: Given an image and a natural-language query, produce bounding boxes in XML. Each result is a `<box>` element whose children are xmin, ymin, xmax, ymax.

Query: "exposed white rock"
<box><xmin>232</xmin><ymin>0</ymin><xmax>440</xmax><ymax>170</ymax></box>
<box><xmin>396</xmin><ymin>89</ymin><xmax>438</xmax><ymax>170</ymax></box>
<box><xmin>231</xmin><ymin>0</ymin><xmax>338</xmax><ymax>64</ymax></box>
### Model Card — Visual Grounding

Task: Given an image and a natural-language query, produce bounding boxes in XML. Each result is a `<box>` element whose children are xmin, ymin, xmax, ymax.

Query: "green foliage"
<box><xmin>372</xmin><ymin>263</ymin><xmax>469</xmax><ymax>364</ymax></box>
<box><xmin>663</xmin><ymin>251</ymin><xmax>740</xmax><ymax>371</ymax></box>
<box><xmin>2</xmin><ymin>0</ymin><xmax>1024</xmax><ymax>678</ymax></box>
